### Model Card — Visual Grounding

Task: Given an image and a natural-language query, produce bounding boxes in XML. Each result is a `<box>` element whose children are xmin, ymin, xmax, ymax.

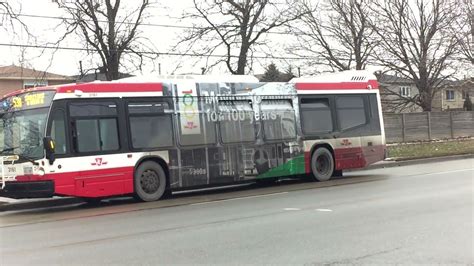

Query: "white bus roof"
<box><xmin>117</xmin><ymin>74</ymin><xmax>259</xmax><ymax>83</ymax></box>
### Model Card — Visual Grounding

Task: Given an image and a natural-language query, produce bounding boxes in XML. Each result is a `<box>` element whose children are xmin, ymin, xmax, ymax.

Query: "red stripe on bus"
<box><xmin>304</xmin><ymin>151</ymin><xmax>312</xmax><ymax>174</ymax></box>
<box><xmin>15</xmin><ymin>166</ymin><xmax>135</xmax><ymax>198</ymax></box>
<box><xmin>57</xmin><ymin>83</ymin><xmax>163</xmax><ymax>93</ymax></box>
<box><xmin>2</xmin><ymin>88</ymin><xmax>55</xmax><ymax>99</ymax></box>
<box><xmin>305</xmin><ymin>144</ymin><xmax>385</xmax><ymax>173</ymax></box>
<box><xmin>296</xmin><ymin>80</ymin><xmax>379</xmax><ymax>90</ymax></box>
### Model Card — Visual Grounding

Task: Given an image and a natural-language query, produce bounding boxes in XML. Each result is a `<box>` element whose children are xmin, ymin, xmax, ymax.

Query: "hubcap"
<box><xmin>140</xmin><ymin>169</ymin><xmax>160</xmax><ymax>194</ymax></box>
<box><xmin>316</xmin><ymin>155</ymin><xmax>330</xmax><ymax>175</ymax></box>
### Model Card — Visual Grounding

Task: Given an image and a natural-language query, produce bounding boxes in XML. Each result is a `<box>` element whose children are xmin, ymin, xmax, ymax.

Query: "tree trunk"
<box><xmin>236</xmin><ymin>43</ymin><xmax>249</xmax><ymax>75</ymax></box>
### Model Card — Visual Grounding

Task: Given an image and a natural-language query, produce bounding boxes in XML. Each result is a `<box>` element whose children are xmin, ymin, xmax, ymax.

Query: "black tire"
<box><xmin>134</xmin><ymin>161</ymin><xmax>167</xmax><ymax>202</ymax></box>
<box><xmin>333</xmin><ymin>169</ymin><xmax>343</xmax><ymax>177</ymax></box>
<box><xmin>311</xmin><ymin>147</ymin><xmax>334</xmax><ymax>181</ymax></box>
<box><xmin>161</xmin><ymin>189</ymin><xmax>172</xmax><ymax>199</ymax></box>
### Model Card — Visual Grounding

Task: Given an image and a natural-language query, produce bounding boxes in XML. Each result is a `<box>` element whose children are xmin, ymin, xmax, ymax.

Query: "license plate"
<box><xmin>6</xmin><ymin>166</ymin><xmax>16</xmax><ymax>175</ymax></box>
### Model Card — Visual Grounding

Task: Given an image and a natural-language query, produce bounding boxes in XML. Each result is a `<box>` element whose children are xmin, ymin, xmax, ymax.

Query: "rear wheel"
<box><xmin>333</xmin><ymin>169</ymin><xmax>343</xmax><ymax>177</ymax></box>
<box><xmin>134</xmin><ymin>161</ymin><xmax>167</xmax><ymax>202</ymax></box>
<box><xmin>311</xmin><ymin>147</ymin><xmax>334</xmax><ymax>181</ymax></box>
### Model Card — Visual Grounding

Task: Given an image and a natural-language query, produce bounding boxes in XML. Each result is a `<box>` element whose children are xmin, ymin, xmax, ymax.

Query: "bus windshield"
<box><xmin>0</xmin><ymin>90</ymin><xmax>55</xmax><ymax>161</ymax></box>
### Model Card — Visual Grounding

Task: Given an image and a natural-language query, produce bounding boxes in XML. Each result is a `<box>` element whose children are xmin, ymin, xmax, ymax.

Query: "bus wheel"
<box><xmin>311</xmin><ymin>147</ymin><xmax>334</xmax><ymax>182</ymax></box>
<box><xmin>333</xmin><ymin>169</ymin><xmax>343</xmax><ymax>177</ymax></box>
<box><xmin>134</xmin><ymin>161</ymin><xmax>167</xmax><ymax>202</ymax></box>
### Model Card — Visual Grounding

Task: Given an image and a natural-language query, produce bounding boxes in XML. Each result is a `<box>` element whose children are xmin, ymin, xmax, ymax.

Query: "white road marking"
<box><xmin>189</xmin><ymin>192</ymin><xmax>289</xmax><ymax>206</ymax></box>
<box><xmin>417</xmin><ymin>168</ymin><xmax>473</xmax><ymax>176</ymax></box>
<box><xmin>283</xmin><ymin>208</ymin><xmax>301</xmax><ymax>211</ymax></box>
<box><xmin>316</xmin><ymin>208</ymin><xmax>333</xmax><ymax>212</ymax></box>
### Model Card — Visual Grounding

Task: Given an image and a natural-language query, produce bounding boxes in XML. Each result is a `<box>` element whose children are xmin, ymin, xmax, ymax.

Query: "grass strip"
<box><xmin>387</xmin><ymin>139</ymin><xmax>474</xmax><ymax>160</ymax></box>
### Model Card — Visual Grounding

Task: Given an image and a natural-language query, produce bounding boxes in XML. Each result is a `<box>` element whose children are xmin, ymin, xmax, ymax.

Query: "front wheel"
<box><xmin>134</xmin><ymin>161</ymin><xmax>167</xmax><ymax>202</ymax></box>
<box><xmin>311</xmin><ymin>147</ymin><xmax>334</xmax><ymax>182</ymax></box>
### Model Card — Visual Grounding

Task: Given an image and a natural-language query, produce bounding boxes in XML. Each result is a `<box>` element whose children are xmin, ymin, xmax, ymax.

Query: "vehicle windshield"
<box><xmin>0</xmin><ymin>108</ymin><xmax>49</xmax><ymax>160</ymax></box>
<box><xmin>0</xmin><ymin>90</ymin><xmax>55</xmax><ymax>161</ymax></box>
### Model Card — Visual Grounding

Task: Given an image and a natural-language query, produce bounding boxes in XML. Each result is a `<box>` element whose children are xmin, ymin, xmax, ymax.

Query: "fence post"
<box><xmin>427</xmin><ymin>112</ymin><xmax>432</xmax><ymax>140</ymax></box>
<box><xmin>449</xmin><ymin>111</ymin><xmax>454</xmax><ymax>139</ymax></box>
<box><xmin>401</xmin><ymin>113</ymin><xmax>406</xmax><ymax>142</ymax></box>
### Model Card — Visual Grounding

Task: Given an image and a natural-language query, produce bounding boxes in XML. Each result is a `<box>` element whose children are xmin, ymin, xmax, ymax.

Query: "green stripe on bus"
<box><xmin>256</xmin><ymin>155</ymin><xmax>306</xmax><ymax>179</ymax></box>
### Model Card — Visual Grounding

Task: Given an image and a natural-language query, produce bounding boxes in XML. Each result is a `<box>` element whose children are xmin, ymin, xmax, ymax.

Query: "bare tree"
<box><xmin>175</xmin><ymin>0</ymin><xmax>308</xmax><ymax>74</ymax></box>
<box><xmin>456</xmin><ymin>0</ymin><xmax>473</xmax><ymax>65</ymax></box>
<box><xmin>371</xmin><ymin>0</ymin><xmax>460</xmax><ymax>111</ymax></box>
<box><xmin>0</xmin><ymin>1</ymin><xmax>31</xmax><ymax>36</ymax></box>
<box><xmin>293</xmin><ymin>0</ymin><xmax>376</xmax><ymax>71</ymax></box>
<box><xmin>53</xmin><ymin>0</ymin><xmax>154</xmax><ymax>80</ymax></box>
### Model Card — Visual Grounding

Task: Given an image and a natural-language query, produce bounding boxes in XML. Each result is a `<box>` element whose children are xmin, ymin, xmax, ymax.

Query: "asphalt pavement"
<box><xmin>0</xmin><ymin>158</ymin><xmax>473</xmax><ymax>265</ymax></box>
<box><xmin>1</xmin><ymin>153</ymin><xmax>471</xmax><ymax>212</ymax></box>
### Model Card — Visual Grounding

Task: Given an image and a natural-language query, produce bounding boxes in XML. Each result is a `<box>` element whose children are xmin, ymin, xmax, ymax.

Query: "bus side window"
<box><xmin>74</xmin><ymin>118</ymin><xmax>119</xmax><ymax>152</ymax></box>
<box><xmin>127</xmin><ymin>102</ymin><xmax>174</xmax><ymax>149</ymax></box>
<box><xmin>50</xmin><ymin>109</ymin><xmax>67</xmax><ymax>155</ymax></box>
<box><xmin>218</xmin><ymin>100</ymin><xmax>255</xmax><ymax>144</ymax></box>
<box><xmin>336</xmin><ymin>96</ymin><xmax>367</xmax><ymax>131</ymax></box>
<box><xmin>261</xmin><ymin>100</ymin><xmax>296</xmax><ymax>141</ymax></box>
<box><xmin>69</xmin><ymin>101</ymin><xmax>120</xmax><ymax>153</ymax></box>
<box><xmin>178</xmin><ymin>97</ymin><xmax>217</xmax><ymax>146</ymax></box>
<box><xmin>300</xmin><ymin>98</ymin><xmax>333</xmax><ymax>134</ymax></box>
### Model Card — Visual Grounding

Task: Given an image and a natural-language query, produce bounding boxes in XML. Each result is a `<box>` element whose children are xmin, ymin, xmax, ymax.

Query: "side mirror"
<box><xmin>43</xmin><ymin>136</ymin><xmax>56</xmax><ymax>165</ymax></box>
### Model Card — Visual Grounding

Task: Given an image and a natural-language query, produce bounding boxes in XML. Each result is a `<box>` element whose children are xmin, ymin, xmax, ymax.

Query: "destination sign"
<box><xmin>1</xmin><ymin>90</ymin><xmax>55</xmax><ymax>112</ymax></box>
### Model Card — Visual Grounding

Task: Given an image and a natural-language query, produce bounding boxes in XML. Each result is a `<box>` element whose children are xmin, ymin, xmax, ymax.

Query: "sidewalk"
<box><xmin>1</xmin><ymin>153</ymin><xmax>472</xmax><ymax>212</ymax></box>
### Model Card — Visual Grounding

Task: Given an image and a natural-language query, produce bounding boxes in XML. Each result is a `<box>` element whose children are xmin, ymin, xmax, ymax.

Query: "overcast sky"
<box><xmin>2</xmin><ymin>1</ymin><xmax>470</xmax><ymax>79</ymax></box>
<box><xmin>1</xmin><ymin>0</ymin><xmax>299</xmax><ymax>77</ymax></box>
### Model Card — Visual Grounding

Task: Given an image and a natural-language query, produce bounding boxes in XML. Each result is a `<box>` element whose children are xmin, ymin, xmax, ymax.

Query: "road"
<box><xmin>1</xmin><ymin>158</ymin><xmax>473</xmax><ymax>265</ymax></box>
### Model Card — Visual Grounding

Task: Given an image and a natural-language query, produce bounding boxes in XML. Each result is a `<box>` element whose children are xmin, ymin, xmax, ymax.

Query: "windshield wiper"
<box><xmin>0</xmin><ymin>147</ymin><xmax>39</xmax><ymax>165</ymax></box>
<box><xmin>16</xmin><ymin>154</ymin><xmax>40</xmax><ymax>165</ymax></box>
<box><xmin>0</xmin><ymin>147</ymin><xmax>20</xmax><ymax>154</ymax></box>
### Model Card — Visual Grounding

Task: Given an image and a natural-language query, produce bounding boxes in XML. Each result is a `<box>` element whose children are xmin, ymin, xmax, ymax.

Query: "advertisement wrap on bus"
<box><xmin>0</xmin><ymin>70</ymin><xmax>385</xmax><ymax>202</ymax></box>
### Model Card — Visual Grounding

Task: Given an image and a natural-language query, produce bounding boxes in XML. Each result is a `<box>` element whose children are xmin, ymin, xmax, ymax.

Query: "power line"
<box><xmin>2</xmin><ymin>12</ymin><xmax>293</xmax><ymax>35</ymax></box>
<box><xmin>0</xmin><ymin>43</ymin><xmax>469</xmax><ymax>62</ymax></box>
<box><xmin>0</xmin><ymin>43</ymin><xmax>312</xmax><ymax>60</ymax></box>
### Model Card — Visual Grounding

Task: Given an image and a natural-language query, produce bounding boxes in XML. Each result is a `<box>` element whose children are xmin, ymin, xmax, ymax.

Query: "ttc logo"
<box><xmin>91</xmin><ymin>157</ymin><xmax>108</xmax><ymax>166</ymax></box>
<box><xmin>340</xmin><ymin>139</ymin><xmax>352</xmax><ymax>146</ymax></box>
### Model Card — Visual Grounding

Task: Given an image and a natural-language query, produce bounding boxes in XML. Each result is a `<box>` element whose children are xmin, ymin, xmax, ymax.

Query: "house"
<box><xmin>376</xmin><ymin>73</ymin><xmax>422</xmax><ymax>113</ymax></box>
<box><xmin>376</xmin><ymin>72</ymin><xmax>474</xmax><ymax>113</ymax></box>
<box><xmin>74</xmin><ymin>70</ymin><xmax>133</xmax><ymax>83</ymax></box>
<box><xmin>0</xmin><ymin>65</ymin><xmax>75</xmax><ymax>97</ymax></box>
<box><xmin>432</xmin><ymin>78</ymin><xmax>474</xmax><ymax>111</ymax></box>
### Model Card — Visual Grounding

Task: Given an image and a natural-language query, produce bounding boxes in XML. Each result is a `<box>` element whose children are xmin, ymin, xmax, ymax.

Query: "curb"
<box><xmin>356</xmin><ymin>153</ymin><xmax>474</xmax><ymax>171</ymax></box>
<box><xmin>1</xmin><ymin>154</ymin><xmax>472</xmax><ymax>212</ymax></box>
<box><xmin>0</xmin><ymin>197</ymin><xmax>83</xmax><ymax>212</ymax></box>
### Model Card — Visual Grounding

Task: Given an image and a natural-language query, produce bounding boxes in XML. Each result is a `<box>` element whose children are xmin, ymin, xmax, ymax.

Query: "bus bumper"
<box><xmin>0</xmin><ymin>180</ymin><xmax>54</xmax><ymax>199</ymax></box>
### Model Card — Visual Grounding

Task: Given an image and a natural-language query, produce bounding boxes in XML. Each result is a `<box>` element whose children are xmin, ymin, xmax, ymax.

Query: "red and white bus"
<box><xmin>0</xmin><ymin>70</ymin><xmax>385</xmax><ymax>201</ymax></box>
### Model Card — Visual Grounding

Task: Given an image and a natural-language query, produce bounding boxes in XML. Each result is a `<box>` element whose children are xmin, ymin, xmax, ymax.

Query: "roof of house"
<box><xmin>376</xmin><ymin>72</ymin><xmax>473</xmax><ymax>89</ymax></box>
<box><xmin>0</xmin><ymin>65</ymin><xmax>74</xmax><ymax>81</ymax></box>
<box><xmin>73</xmin><ymin>72</ymin><xmax>134</xmax><ymax>82</ymax></box>
<box><xmin>375</xmin><ymin>73</ymin><xmax>413</xmax><ymax>85</ymax></box>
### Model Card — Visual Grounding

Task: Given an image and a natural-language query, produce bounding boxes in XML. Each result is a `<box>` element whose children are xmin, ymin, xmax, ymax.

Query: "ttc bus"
<box><xmin>0</xmin><ymin>70</ymin><xmax>385</xmax><ymax>202</ymax></box>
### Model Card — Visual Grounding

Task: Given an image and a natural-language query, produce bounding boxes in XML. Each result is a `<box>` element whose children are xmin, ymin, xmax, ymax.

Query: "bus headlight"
<box><xmin>37</xmin><ymin>168</ymin><xmax>45</xmax><ymax>176</ymax></box>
